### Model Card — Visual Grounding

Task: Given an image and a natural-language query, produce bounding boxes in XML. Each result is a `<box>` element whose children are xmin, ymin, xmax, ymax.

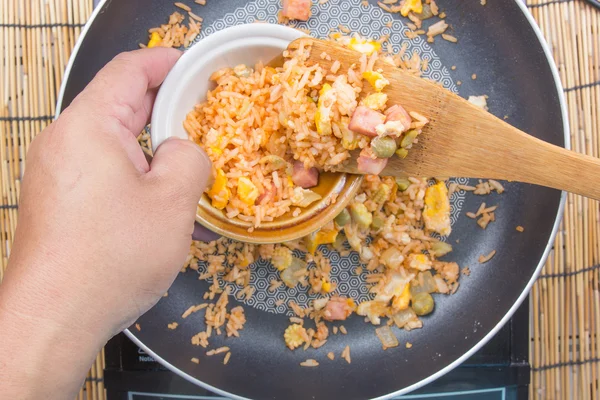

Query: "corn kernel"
<box><xmin>284</xmin><ymin>324</ymin><xmax>307</xmax><ymax>350</ymax></box>
<box><xmin>350</xmin><ymin>203</ymin><xmax>373</xmax><ymax>228</ymax></box>
<box><xmin>346</xmin><ymin>298</ymin><xmax>356</xmax><ymax>310</ymax></box>
<box><xmin>373</xmin><ymin>183</ymin><xmax>392</xmax><ymax>204</ymax></box>
<box><xmin>322</xmin><ymin>280</ymin><xmax>332</xmax><ymax>293</ymax></box>
<box><xmin>272</xmin><ymin>246</ymin><xmax>293</xmax><ymax>271</ymax></box>
<box><xmin>239</xmin><ymin>257</ymin><xmax>250</xmax><ymax>268</ymax></box>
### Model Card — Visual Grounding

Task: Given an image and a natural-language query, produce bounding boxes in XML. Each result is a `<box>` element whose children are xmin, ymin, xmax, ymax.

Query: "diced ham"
<box><xmin>348</xmin><ymin>106</ymin><xmax>386</xmax><ymax>137</ymax></box>
<box><xmin>384</xmin><ymin>104</ymin><xmax>411</xmax><ymax>132</ymax></box>
<box><xmin>292</xmin><ymin>161</ymin><xmax>319</xmax><ymax>188</ymax></box>
<box><xmin>323</xmin><ymin>297</ymin><xmax>354</xmax><ymax>321</ymax></box>
<box><xmin>281</xmin><ymin>0</ymin><xmax>312</xmax><ymax>21</ymax></box>
<box><xmin>357</xmin><ymin>148</ymin><xmax>388</xmax><ymax>175</ymax></box>
<box><xmin>256</xmin><ymin>182</ymin><xmax>276</xmax><ymax>205</ymax></box>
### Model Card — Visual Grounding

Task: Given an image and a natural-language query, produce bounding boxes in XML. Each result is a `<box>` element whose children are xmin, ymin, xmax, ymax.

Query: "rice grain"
<box><xmin>300</xmin><ymin>359</ymin><xmax>319</xmax><ymax>367</ymax></box>
<box><xmin>478</xmin><ymin>250</ymin><xmax>496</xmax><ymax>264</ymax></box>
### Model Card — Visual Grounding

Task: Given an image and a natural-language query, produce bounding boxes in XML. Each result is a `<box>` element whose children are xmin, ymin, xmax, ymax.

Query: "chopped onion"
<box><xmin>280</xmin><ymin>257</ymin><xmax>307</xmax><ymax>288</ymax></box>
<box><xmin>415</xmin><ymin>4</ymin><xmax>434</xmax><ymax>20</ymax></box>
<box><xmin>427</xmin><ymin>20</ymin><xmax>448</xmax><ymax>37</ymax></box>
<box><xmin>313</xmin><ymin>297</ymin><xmax>329</xmax><ymax>311</ymax></box>
<box><xmin>410</xmin><ymin>271</ymin><xmax>437</xmax><ymax>296</ymax></box>
<box><xmin>380</xmin><ymin>247</ymin><xmax>404</xmax><ymax>269</ymax></box>
<box><xmin>430</xmin><ymin>241</ymin><xmax>453</xmax><ymax>257</ymax></box>
<box><xmin>291</xmin><ymin>187</ymin><xmax>322</xmax><ymax>208</ymax></box>
<box><xmin>391</xmin><ymin>307</ymin><xmax>418</xmax><ymax>329</ymax></box>
<box><xmin>434</xmin><ymin>275</ymin><xmax>450</xmax><ymax>294</ymax></box>
<box><xmin>375</xmin><ymin>326</ymin><xmax>399</xmax><ymax>350</ymax></box>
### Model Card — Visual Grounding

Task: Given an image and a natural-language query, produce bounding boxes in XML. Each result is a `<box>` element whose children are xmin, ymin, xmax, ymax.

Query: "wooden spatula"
<box><xmin>287</xmin><ymin>38</ymin><xmax>600</xmax><ymax>200</ymax></box>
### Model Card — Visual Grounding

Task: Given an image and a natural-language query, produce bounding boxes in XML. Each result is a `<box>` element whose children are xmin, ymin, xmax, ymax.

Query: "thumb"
<box><xmin>149</xmin><ymin>138</ymin><xmax>212</xmax><ymax>207</ymax></box>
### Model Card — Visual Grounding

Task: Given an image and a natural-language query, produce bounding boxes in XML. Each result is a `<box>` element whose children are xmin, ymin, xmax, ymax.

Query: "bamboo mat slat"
<box><xmin>0</xmin><ymin>1</ymin><xmax>598</xmax><ymax>399</ymax></box>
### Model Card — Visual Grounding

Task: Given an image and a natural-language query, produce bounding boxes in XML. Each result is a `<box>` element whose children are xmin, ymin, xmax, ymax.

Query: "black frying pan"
<box><xmin>58</xmin><ymin>1</ymin><xmax>567</xmax><ymax>399</ymax></box>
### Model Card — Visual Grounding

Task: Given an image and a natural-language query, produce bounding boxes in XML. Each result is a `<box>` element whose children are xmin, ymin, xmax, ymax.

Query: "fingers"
<box><xmin>148</xmin><ymin>138</ymin><xmax>212</xmax><ymax>208</ymax></box>
<box><xmin>73</xmin><ymin>47</ymin><xmax>181</xmax><ymax>135</ymax></box>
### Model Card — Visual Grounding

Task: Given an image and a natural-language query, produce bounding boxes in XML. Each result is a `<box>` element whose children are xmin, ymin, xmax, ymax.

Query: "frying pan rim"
<box><xmin>57</xmin><ymin>1</ymin><xmax>569</xmax><ymax>398</ymax></box>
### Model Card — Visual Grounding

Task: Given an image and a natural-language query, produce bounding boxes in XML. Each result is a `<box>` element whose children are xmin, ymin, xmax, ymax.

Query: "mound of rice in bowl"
<box><xmin>184</xmin><ymin>38</ymin><xmax>430</xmax><ymax>229</ymax></box>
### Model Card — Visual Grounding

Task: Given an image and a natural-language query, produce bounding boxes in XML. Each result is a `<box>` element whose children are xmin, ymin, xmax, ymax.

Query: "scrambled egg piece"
<box><xmin>407</xmin><ymin>253</ymin><xmax>432</xmax><ymax>271</ymax></box>
<box><xmin>237</xmin><ymin>177</ymin><xmax>259</xmax><ymax>206</ymax></box>
<box><xmin>375</xmin><ymin>271</ymin><xmax>413</xmax><ymax>303</ymax></box>
<box><xmin>348</xmin><ymin>38</ymin><xmax>381</xmax><ymax>55</ymax></box>
<box><xmin>305</xmin><ymin>229</ymin><xmax>338</xmax><ymax>255</ymax></box>
<box><xmin>362</xmin><ymin>71</ymin><xmax>390</xmax><ymax>92</ymax></box>
<box><xmin>362</xmin><ymin>93</ymin><xmax>388</xmax><ymax>111</ymax></box>
<box><xmin>205</xmin><ymin>128</ymin><xmax>224</xmax><ymax>156</ymax></box>
<box><xmin>207</xmin><ymin>169</ymin><xmax>230</xmax><ymax>210</ymax></box>
<box><xmin>401</xmin><ymin>0</ymin><xmax>423</xmax><ymax>16</ymax></box>
<box><xmin>284</xmin><ymin>324</ymin><xmax>307</xmax><ymax>350</ymax></box>
<box><xmin>423</xmin><ymin>182</ymin><xmax>451</xmax><ymax>236</ymax></box>
<box><xmin>392</xmin><ymin>283</ymin><xmax>411</xmax><ymax>311</ymax></box>
<box><xmin>315</xmin><ymin>84</ymin><xmax>336</xmax><ymax>135</ymax></box>
<box><xmin>147</xmin><ymin>32</ymin><xmax>162</xmax><ymax>48</ymax></box>
<box><xmin>272</xmin><ymin>246</ymin><xmax>293</xmax><ymax>271</ymax></box>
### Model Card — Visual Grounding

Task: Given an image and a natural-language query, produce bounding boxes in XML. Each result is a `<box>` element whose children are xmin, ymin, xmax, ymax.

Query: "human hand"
<box><xmin>0</xmin><ymin>48</ymin><xmax>211</xmax><ymax>398</ymax></box>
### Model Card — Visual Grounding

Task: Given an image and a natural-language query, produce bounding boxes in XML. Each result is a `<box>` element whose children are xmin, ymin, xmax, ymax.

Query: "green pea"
<box><xmin>370</xmin><ymin>136</ymin><xmax>397</xmax><ymax>158</ymax></box>
<box><xmin>412</xmin><ymin>292</ymin><xmax>434</xmax><ymax>316</ymax></box>
<box><xmin>400</xmin><ymin>130</ymin><xmax>419</xmax><ymax>148</ymax></box>
<box><xmin>396</xmin><ymin>148</ymin><xmax>409</xmax><ymax>159</ymax></box>
<box><xmin>395</xmin><ymin>177</ymin><xmax>411</xmax><ymax>191</ymax></box>
<box><xmin>334</xmin><ymin>208</ymin><xmax>351</xmax><ymax>227</ymax></box>
<box><xmin>371</xmin><ymin>214</ymin><xmax>385</xmax><ymax>230</ymax></box>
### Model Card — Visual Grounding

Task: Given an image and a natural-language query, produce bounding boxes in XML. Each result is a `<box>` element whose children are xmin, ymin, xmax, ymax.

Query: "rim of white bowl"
<box><xmin>150</xmin><ymin>23</ymin><xmax>305</xmax><ymax>153</ymax></box>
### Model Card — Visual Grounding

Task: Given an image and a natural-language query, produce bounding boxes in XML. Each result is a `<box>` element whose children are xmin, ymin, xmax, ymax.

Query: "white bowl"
<box><xmin>150</xmin><ymin>23</ymin><xmax>363</xmax><ymax>243</ymax></box>
<box><xmin>151</xmin><ymin>23</ymin><xmax>305</xmax><ymax>151</ymax></box>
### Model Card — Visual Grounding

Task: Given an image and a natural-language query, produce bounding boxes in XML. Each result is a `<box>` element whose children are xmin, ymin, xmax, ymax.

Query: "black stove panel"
<box><xmin>104</xmin><ymin>300</ymin><xmax>529</xmax><ymax>399</ymax></box>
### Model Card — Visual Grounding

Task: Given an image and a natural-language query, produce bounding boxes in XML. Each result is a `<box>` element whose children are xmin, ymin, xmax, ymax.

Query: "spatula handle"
<box><xmin>511</xmin><ymin>133</ymin><xmax>600</xmax><ymax>200</ymax></box>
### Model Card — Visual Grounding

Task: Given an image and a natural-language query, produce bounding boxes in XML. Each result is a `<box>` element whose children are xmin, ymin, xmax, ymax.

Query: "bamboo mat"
<box><xmin>527</xmin><ymin>1</ymin><xmax>600</xmax><ymax>399</ymax></box>
<box><xmin>0</xmin><ymin>0</ymin><xmax>598</xmax><ymax>399</ymax></box>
